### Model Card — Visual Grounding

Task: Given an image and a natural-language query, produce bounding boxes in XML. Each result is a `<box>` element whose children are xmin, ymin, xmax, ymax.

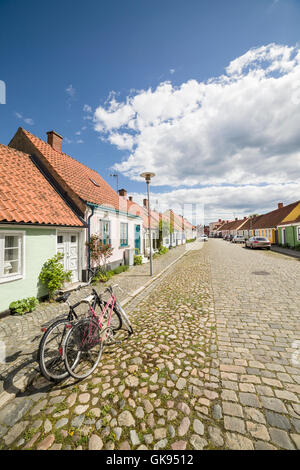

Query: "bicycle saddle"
<box><xmin>55</xmin><ymin>292</ymin><xmax>71</xmax><ymax>303</ymax></box>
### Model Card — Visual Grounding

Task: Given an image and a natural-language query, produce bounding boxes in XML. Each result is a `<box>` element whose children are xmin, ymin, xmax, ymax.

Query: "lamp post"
<box><xmin>140</xmin><ymin>172</ymin><xmax>155</xmax><ymax>276</ymax></box>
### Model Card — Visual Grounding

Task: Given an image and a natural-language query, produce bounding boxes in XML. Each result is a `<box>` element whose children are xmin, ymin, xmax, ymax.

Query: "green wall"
<box><xmin>278</xmin><ymin>225</ymin><xmax>300</xmax><ymax>247</ymax></box>
<box><xmin>0</xmin><ymin>227</ymin><xmax>56</xmax><ymax>312</ymax></box>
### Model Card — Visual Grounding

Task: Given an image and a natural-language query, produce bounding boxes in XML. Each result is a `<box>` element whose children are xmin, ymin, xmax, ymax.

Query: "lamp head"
<box><xmin>140</xmin><ymin>172</ymin><xmax>155</xmax><ymax>183</ymax></box>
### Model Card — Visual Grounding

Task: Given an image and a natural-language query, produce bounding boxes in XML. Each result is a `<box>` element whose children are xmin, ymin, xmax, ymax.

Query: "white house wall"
<box><xmin>86</xmin><ymin>207</ymin><xmax>142</xmax><ymax>268</ymax></box>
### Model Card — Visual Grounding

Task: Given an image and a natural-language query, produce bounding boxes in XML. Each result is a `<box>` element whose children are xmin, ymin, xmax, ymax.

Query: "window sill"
<box><xmin>0</xmin><ymin>274</ymin><xmax>24</xmax><ymax>284</ymax></box>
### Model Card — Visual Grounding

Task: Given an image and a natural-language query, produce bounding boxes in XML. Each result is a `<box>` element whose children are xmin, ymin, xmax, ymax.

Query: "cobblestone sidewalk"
<box><xmin>0</xmin><ymin>245</ymin><xmax>186</xmax><ymax>406</ymax></box>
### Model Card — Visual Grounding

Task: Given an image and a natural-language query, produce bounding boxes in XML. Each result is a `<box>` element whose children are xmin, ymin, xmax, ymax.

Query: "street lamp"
<box><xmin>140</xmin><ymin>172</ymin><xmax>155</xmax><ymax>276</ymax></box>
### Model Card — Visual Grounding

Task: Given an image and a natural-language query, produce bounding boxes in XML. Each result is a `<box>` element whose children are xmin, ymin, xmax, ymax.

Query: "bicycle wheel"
<box><xmin>38</xmin><ymin>318</ymin><xmax>72</xmax><ymax>382</ymax></box>
<box><xmin>64</xmin><ymin>318</ymin><xmax>103</xmax><ymax>380</ymax></box>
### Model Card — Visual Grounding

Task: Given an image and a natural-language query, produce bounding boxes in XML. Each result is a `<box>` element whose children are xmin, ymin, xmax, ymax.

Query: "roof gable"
<box><xmin>0</xmin><ymin>144</ymin><xmax>84</xmax><ymax>227</ymax></box>
<box><xmin>12</xmin><ymin>128</ymin><xmax>120</xmax><ymax>211</ymax></box>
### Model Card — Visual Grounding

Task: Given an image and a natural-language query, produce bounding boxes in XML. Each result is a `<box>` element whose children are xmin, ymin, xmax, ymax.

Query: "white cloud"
<box><xmin>24</xmin><ymin>118</ymin><xmax>34</xmax><ymax>125</ymax></box>
<box><xmin>15</xmin><ymin>112</ymin><xmax>34</xmax><ymax>126</ymax></box>
<box><xmin>170</xmin><ymin>68</ymin><xmax>175</xmax><ymax>74</ymax></box>
<box><xmin>93</xmin><ymin>43</ymin><xmax>300</xmax><ymax>221</ymax></box>
<box><xmin>129</xmin><ymin>182</ymin><xmax>300</xmax><ymax>224</ymax></box>
<box><xmin>93</xmin><ymin>43</ymin><xmax>300</xmax><ymax>190</ymax></box>
<box><xmin>83</xmin><ymin>104</ymin><xmax>92</xmax><ymax>113</ymax></box>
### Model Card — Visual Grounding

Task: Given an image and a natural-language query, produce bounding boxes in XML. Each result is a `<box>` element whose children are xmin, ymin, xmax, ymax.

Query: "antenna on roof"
<box><xmin>110</xmin><ymin>172</ymin><xmax>119</xmax><ymax>192</ymax></box>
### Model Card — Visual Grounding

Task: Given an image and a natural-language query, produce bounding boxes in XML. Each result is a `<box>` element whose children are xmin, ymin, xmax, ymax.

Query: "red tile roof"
<box><xmin>19</xmin><ymin>128</ymin><xmax>120</xmax><ymax>211</ymax></box>
<box><xmin>0</xmin><ymin>144</ymin><xmax>84</xmax><ymax>226</ymax></box>
<box><xmin>252</xmin><ymin>202</ymin><xmax>300</xmax><ymax>229</ymax></box>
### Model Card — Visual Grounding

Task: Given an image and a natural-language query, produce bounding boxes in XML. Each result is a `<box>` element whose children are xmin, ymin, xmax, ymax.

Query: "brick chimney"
<box><xmin>128</xmin><ymin>196</ymin><xmax>133</xmax><ymax>202</ymax></box>
<box><xmin>278</xmin><ymin>202</ymin><xmax>284</xmax><ymax>209</ymax></box>
<box><xmin>47</xmin><ymin>131</ymin><xmax>63</xmax><ymax>152</ymax></box>
<box><xmin>118</xmin><ymin>189</ymin><xmax>127</xmax><ymax>197</ymax></box>
<box><xmin>143</xmin><ymin>198</ymin><xmax>148</xmax><ymax>209</ymax></box>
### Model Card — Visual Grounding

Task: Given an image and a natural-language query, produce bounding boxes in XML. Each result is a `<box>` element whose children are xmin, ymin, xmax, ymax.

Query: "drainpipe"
<box><xmin>87</xmin><ymin>203</ymin><xmax>95</xmax><ymax>270</ymax></box>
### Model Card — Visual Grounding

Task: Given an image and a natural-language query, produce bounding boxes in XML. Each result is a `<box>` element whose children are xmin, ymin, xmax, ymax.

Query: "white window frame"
<box><xmin>297</xmin><ymin>226</ymin><xmax>300</xmax><ymax>242</ymax></box>
<box><xmin>0</xmin><ymin>231</ymin><xmax>25</xmax><ymax>284</ymax></box>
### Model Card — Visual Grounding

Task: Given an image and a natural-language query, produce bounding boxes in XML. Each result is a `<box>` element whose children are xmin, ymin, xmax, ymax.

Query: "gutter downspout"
<box><xmin>87</xmin><ymin>203</ymin><xmax>95</xmax><ymax>270</ymax></box>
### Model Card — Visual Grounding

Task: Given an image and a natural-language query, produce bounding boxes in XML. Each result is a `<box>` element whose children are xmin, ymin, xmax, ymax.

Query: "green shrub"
<box><xmin>9</xmin><ymin>297</ymin><xmax>39</xmax><ymax>315</ymax></box>
<box><xmin>134</xmin><ymin>255</ymin><xmax>143</xmax><ymax>265</ymax></box>
<box><xmin>186</xmin><ymin>238</ymin><xmax>197</xmax><ymax>243</ymax></box>
<box><xmin>112</xmin><ymin>265</ymin><xmax>130</xmax><ymax>274</ymax></box>
<box><xmin>158</xmin><ymin>246</ymin><xmax>169</xmax><ymax>255</ymax></box>
<box><xmin>39</xmin><ymin>253</ymin><xmax>72</xmax><ymax>299</ymax></box>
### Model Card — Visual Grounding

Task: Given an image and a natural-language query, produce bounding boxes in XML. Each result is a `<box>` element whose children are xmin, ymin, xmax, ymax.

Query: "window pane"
<box><xmin>71</xmin><ymin>235</ymin><xmax>76</xmax><ymax>243</ymax></box>
<box><xmin>4</xmin><ymin>260</ymin><xmax>18</xmax><ymax>274</ymax></box>
<box><xmin>57</xmin><ymin>236</ymin><xmax>63</xmax><ymax>244</ymax></box>
<box><xmin>5</xmin><ymin>236</ymin><xmax>18</xmax><ymax>248</ymax></box>
<box><xmin>4</xmin><ymin>248</ymin><xmax>19</xmax><ymax>261</ymax></box>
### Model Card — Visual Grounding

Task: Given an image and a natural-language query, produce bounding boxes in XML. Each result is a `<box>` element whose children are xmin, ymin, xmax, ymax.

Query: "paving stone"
<box><xmin>118</xmin><ymin>410</ymin><xmax>135</xmax><ymax>427</ymax></box>
<box><xmin>171</xmin><ymin>440</ymin><xmax>187</xmax><ymax>450</ymax></box>
<box><xmin>225</xmin><ymin>432</ymin><xmax>254</xmax><ymax>450</ymax></box>
<box><xmin>224</xmin><ymin>416</ymin><xmax>246</xmax><ymax>434</ymax></box>
<box><xmin>3</xmin><ymin>421</ymin><xmax>29</xmax><ymax>446</ymax></box>
<box><xmin>193</xmin><ymin>419</ymin><xmax>204</xmax><ymax>435</ymax></box>
<box><xmin>208</xmin><ymin>426</ymin><xmax>224</xmax><ymax>447</ymax></box>
<box><xmin>190</xmin><ymin>435</ymin><xmax>208</xmax><ymax>450</ymax></box>
<box><xmin>222</xmin><ymin>402</ymin><xmax>244</xmax><ymax>418</ymax></box>
<box><xmin>89</xmin><ymin>434</ymin><xmax>103</xmax><ymax>450</ymax></box>
<box><xmin>178</xmin><ymin>417</ymin><xmax>190</xmax><ymax>436</ymax></box>
<box><xmin>246</xmin><ymin>421</ymin><xmax>270</xmax><ymax>441</ymax></box>
<box><xmin>36</xmin><ymin>434</ymin><xmax>55</xmax><ymax>450</ymax></box>
<box><xmin>239</xmin><ymin>392</ymin><xmax>261</xmax><ymax>408</ymax></box>
<box><xmin>269</xmin><ymin>428</ymin><xmax>295</xmax><ymax>450</ymax></box>
<box><xmin>260</xmin><ymin>397</ymin><xmax>288</xmax><ymax>414</ymax></box>
<box><xmin>265</xmin><ymin>411</ymin><xmax>291</xmax><ymax>430</ymax></box>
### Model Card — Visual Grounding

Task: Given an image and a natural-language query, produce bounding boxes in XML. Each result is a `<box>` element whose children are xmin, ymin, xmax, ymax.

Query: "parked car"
<box><xmin>232</xmin><ymin>235</ymin><xmax>245</xmax><ymax>244</ymax></box>
<box><xmin>199</xmin><ymin>234</ymin><xmax>208</xmax><ymax>242</ymax></box>
<box><xmin>245</xmin><ymin>237</ymin><xmax>271</xmax><ymax>249</ymax></box>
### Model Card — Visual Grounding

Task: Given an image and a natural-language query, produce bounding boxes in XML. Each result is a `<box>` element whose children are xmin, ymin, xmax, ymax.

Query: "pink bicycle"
<box><xmin>63</xmin><ymin>284</ymin><xmax>133</xmax><ymax>380</ymax></box>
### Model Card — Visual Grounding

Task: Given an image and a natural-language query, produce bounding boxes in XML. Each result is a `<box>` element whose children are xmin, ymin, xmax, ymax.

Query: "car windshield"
<box><xmin>255</xmin><ymin>237</ymin><xmax>268</xmax><ymax>241</ymax></box>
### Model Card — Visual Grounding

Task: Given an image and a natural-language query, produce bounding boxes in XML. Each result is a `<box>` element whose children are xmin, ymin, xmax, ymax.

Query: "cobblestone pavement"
<box><xmin>210</xmin><ymin>240</ymin><xmax>300</xmax><ymax>450</ymax></box>
<box><xmin>0</xmin><ymin>240</ymin><xmax>299</xmax><ymax>450</ymax></box>
<box><xmin>0</xmin><ymin>245</ymin><xmax>186</xmax><ymax>403</ymax></box>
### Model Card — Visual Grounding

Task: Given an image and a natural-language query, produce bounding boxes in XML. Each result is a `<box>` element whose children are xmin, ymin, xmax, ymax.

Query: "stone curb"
<box><xmin>0</xmin><ymin>244</ymin><xmax>196</xmax><ymax>409</ymax></box>
<box><xmin>120</xmin><ymin>248</ymin><xmax>190</xmax><ymax>308</ymax></box>
<box><xmin>271</xmin><ymin>246</ymin><xmax>300</xmax><ymax>260</ymax></box>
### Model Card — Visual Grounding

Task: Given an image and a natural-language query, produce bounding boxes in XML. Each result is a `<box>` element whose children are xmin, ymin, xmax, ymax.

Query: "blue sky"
<box><xmin>1</xmin><ymin>0</ymin><xmax>300</xmax><ymax>222</ymax></box>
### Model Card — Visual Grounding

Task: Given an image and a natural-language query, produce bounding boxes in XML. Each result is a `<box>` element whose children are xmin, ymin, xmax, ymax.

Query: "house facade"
<box><xmin>277</xmin><ymin>203</ymin><xmax>300</xmax><ymax>248</ymax></box>
<box><xmin>9</xmin><ymin>128</ymin><xmax>142</xmax><ymax>279</ymax></box>
<box><xmin>0</xmin><ymin>144</ymin><xmax>85</xmax><ymax>313</ymax></box>
<box><xmin>251</xmin><ymin>202</ymin><xmax>300</xmax><ymax>244</ymax></box>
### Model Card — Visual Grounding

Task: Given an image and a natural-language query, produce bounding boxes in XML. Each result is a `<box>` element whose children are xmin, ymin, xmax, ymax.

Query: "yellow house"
<box><xmin>252</xmin><ymin>201</ymin><xmax>300</xmax><ymax>243</ymax></box>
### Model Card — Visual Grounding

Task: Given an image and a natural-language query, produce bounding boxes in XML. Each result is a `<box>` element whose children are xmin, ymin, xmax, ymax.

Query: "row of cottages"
<box><xmin>213</xmin><ymin>201</ymin><xmax>300</xmax><ymax>246</ymax></box>
<box><xmin>119</xmin><ymin>192</ymin><xmax>197</xmax><ymax>254</ymax></box>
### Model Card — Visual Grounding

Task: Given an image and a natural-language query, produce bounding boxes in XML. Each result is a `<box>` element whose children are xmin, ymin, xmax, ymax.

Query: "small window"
<box><xmin>100</xmin><ymin>220</ymin><xmax>111</xmax><ymax>245</ymax></box>
<box><xmin>120</xmin><ymin>223</ymin><xmax>128</xmax><ymax>247</ymax></box>
<box><xmin>297</xmin><ymin>226</ymin><xmax>300</xmax><ymax>242</ymax></box>
<box><xmin>71</xmin><ymin>235</ymin><xmax>77</xmax><ymax>243</ymax></box>
<box><xmin>57</xmin><ymin>235</ymin><xmax>63</xmax><ymax>244</ymax></box>
<box><xmin>0</xmin><ymin>232</ymin><xmax>24</xmax><ymax>282</ymax></box>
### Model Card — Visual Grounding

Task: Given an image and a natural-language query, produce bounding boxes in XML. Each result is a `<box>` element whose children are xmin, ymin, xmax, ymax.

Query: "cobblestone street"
<box><xmin>0</xmin><ymin>240</ymin><xmax>299</xmax><ymax>450</ymax></box>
